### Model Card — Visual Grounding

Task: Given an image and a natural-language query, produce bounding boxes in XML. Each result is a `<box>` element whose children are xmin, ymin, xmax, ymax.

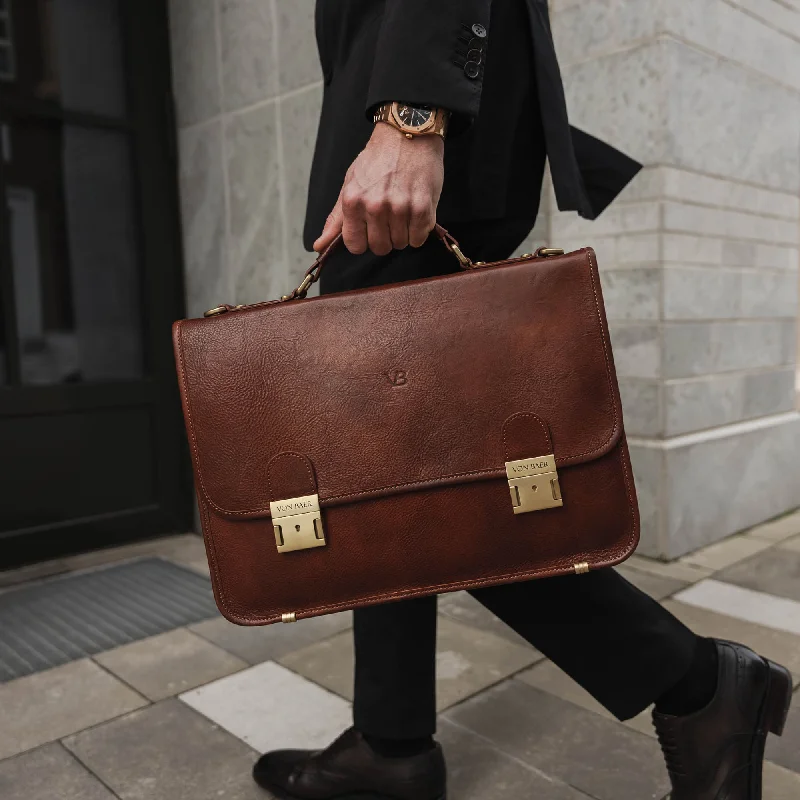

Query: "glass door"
<box><xmin>0</xmin><ymin>0</ymin><xmax>191</xmax><ymax>567</ymax></box>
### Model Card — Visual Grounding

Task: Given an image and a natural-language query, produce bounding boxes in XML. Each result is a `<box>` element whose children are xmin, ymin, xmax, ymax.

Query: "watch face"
<box><xmin>396</xmin><ymin>104</ymin><xmax>433</xmax><ymax>129</ymax></box>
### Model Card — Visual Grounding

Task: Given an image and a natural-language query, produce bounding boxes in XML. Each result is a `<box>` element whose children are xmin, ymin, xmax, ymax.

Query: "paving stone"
<box><xmin>94</xmin><ymin>628</ymin><xmax>247</xmax><ymax>701</ymax></box>
<box><xmin>746</xmin><ymin>511</ymin><xmax>800</xmax><ymax>543</ymax></box>
<box><xmin>663</xmin><ymin>600</ymin><xmax>800</xmax><ymax>682</ymax></box>
<box><xmin>625</xmin><ymin>554</ymin><xmax>714</xmax><ymax>583</ymax></box>
<box><xmin>64</xmin><ymin>698</ymin><xmax>264</xmax><ymax>800</ymax></box>
<box><xmin>780</xmin><ymin>534</ymin><xmax>800</xmax><ymax>554</ymax></box>
<box><xmin>434</xmin><ymin>618</ymin><xmax>539</xmax><ymax>709</ymax></box>
<box><xmin>516</xmin><ymin>660</ymin><xmax>655</xmax><ymax>738</ymax></box>
<box><xmin>190</xmin><ymin>610</ymin><xmax>352</xmax><ymax>664</ymax></box>
<box><xmin>0</xmin><ymin>658</ymin><xmax>147</xmax><ymax>760</ymax></box>
<box><xmin>763</xmin><ymin>760</ymin><xmax>800</xmax><ymax>799</ymax></box>
<box><xmin>716</xmin><ymin>547</ymin><xmax>800</xmax><ymax>604</ymax></box>
<box><xmin>279</xmin><ymin>616</ymin><xmax>539</xmax><ymax>712</ymax></box>
<box><xmin>180</xmin><ymin>661</ymin><xmax>352</xmax><ymax>753</ymax></box>
<box><xmin>679</xmin><ymin>535</ymin><xmax>773</xmax><ymax>571</ymax></box>
<box><xmin>277</xmin><ymin>630</ymin><xmax>354</xmax><ymax>700</ymax></box>
<box><xmin>765</xmin><ymin>699</ymin><xmax>800</xmax><ymax>773</ymax></box>
<box><xmin>616</xmin><ymin>565</ymin><xmax>689</xmax><ymax>601</ymax></box>
<box><xmin>439</xmin><ymin>591</ymin><xmax>544</xmax><ymax>651</ymax></box>
<box><xmin>445</xmin><ymin>679</ymin><xmax>671</xmax><ymax>800</ymax></box>
<box><xmin>438</xmin><ymin>719</ymin><xmax>594</xmax><ymax>799</ymax></box>
<box><xmin>674</xmin><ymin>580</ymin><xmax>800</xmax><ymax>637</ymax></box>
<box><xmin>0</xmin><ymin>743</ymin><xmax>116</xmax><ymax>800</ymax></box>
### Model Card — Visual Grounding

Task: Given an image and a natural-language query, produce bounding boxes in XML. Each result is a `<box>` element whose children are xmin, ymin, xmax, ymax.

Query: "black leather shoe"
<box><xmin>252</xmin><ymin>727</ymin><xmax>446</xmax><ymax>800</ymax></box>
<box><xmin>653</xmin><ymin>639</ymin><xmax>792</xmax><ymax>799</ymax></box>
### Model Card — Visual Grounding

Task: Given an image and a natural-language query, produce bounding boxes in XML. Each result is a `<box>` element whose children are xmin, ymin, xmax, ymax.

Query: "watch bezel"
<box><xmin>390</xmin><ymin>102</ymin><xmax>437</xmax><ymax>134</ymax></box>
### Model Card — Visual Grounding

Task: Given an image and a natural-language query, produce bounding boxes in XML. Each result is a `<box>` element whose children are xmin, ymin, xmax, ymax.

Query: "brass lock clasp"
<box><xmin>506</xmin><ymin>454</ymin><xmax>563</xmax><ymax>514</ymax></box>
<box><xmin>270</xmin><ymin>494</ymin><xmax>326</xmax><ymax>553</ymax></box>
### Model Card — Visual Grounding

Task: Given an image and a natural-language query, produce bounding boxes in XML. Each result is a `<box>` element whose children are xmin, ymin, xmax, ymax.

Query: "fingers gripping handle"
<box><xmin>281</xmin><ymin>224</ymin><xmax>473</xmax><ymax>302</ymax></box>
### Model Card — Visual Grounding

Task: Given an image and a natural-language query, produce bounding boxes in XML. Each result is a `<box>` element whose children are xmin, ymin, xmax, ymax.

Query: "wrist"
<box><xmin>370</xmin><ymin>120</ymin><xmax>444</xmax><ymax>156</ymax></box>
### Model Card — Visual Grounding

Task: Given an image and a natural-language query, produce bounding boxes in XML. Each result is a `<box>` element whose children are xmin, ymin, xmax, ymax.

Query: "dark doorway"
<box><xmin>0</xmin><ymin>0</ymin><xmax>192</xmax><ymax>568</ymax></box>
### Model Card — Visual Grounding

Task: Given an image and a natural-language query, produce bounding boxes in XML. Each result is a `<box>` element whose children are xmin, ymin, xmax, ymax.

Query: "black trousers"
<box><xmin>319</xmin><ymin>217</ymin><xmax>698</xmax><ymax>740</ymax></box>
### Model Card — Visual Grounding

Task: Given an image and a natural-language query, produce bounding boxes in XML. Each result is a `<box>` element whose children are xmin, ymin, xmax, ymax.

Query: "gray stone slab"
<box><xmin>168</xmin><ymin>0</ymin><xmax>221</xmax><ymax>126</ymax></box>
<box><xmin>0</xmin><ymin>743</ymin><xmax>116</xmax><ymax>800</ymax></box>
<box><xmin>616</xmin><ymin>565</ymin><xmax>689</xmax><ymax>601</ymax></box>
<box><xmin>95</xmin><ymin>628</ymin><xmax>247</xmax><ymax>701</ymax></box>
<box><xmin>438</xmin><ymin>720</ymin><xmax>594</xmax><ymax>800</ymax></box>
<box><xmin>680</xmin><ymin>535</ymin><xmax>773</xmax><ymax>572</ymax></box>
<box><xmin>625</xmin><ymin>554</ymin><xmax>713</xmax><ymax>583</ymax></box>
<box><xmin>516</xmin><ymin>661</ymin><xmax>655</xmax><ymax>738</ymax></box>
<box><xmin>716</xmin><ymin>547</ymin><xmax>800</xmax><ymax>603</ymax></box>
<box><xmin>224</xmin><ymin>102</ymin><xmax>287</xmax><ymax>306</ymax></box>
<box><xmin>445</xmin><ymin>680</ymin><xmax>671</xmax><ymax>800</ymax></box>
<box><xmin>280</xmin><ymin>84</ymin><xmax>324</xmax><ymax>280</ymax></box>
<box><xmin>746</xmin><ymin>510</ymin><xmax>800</xmax><ymax>543</ymax></box>
<box><xmin>180</xmin><ymin>662</ymin><xmax>352</xmax><ymax>754</ymax></box>
<box><xmin>763</xmin><ymin>761</ymin><xmax>800</xmax><ymax>800</ymax></box>
<box><xmin>276</xmin><ymin>0</ymin><xmax>322</xmax><ymax>93</ymax></box>
<box><xmin>0</xmin><ymin>659</ymin><xmax>147</xmax><ymax>760</ymax></box>
<box><xmin>438</xmin><ymin>591</ymin><xmax>544</xmax><ymax>652</ymax></box>
<box><xmin>178</xmin><ymin>120</ymin><xmax>230</xmax><ymax>320</ymax></box>
<box><xmin>219</xmin><ymin>0</ymin><xmax>279</xmax><ymax>111</ymax></box>
<box><xmin>280</xmin><ymin>617</ymin><xmax>539</xmax><ymax>712</ymax></box>
<box><xmin>276</xmin><ymin>630</ymin><xmax>353</xmax><ymax>701</ymax></box>
<box><xmin>782</xmin><ymin>534</ymin><xmax>800</xmax><ymax>554</ymax></box>
<box><xmin>190</xmin><ymin>610</ymin><xmax>352</xmax><ymax>664</ymax></box>
<box><xmin>663</xmin><ymin>600</ymin><xmax>800</xmax><ymax>682</ymax></box>
<box><xmin>674</xmin><ymin>580</ymin><xmax>800</xmax><ymax>637</ymax></box>
<box><xmin>63</xmin><ymin>699</ymin><xmax>264</xmax><ymax>800</ymax></box>
<box><xmin>766</xmin><ymin>700</ymin><xmax>800</xmax><ymax>774</ymax></box>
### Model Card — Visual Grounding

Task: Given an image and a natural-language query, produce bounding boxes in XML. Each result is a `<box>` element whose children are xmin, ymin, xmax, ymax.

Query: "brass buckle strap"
<box><xmin>506</xmin><ymin>454</ymin><xmax>563</xmax><ymax>514</ymax></box>
<box><xmin>281</xmin><ymin>266</ymin><xmax>321</xmax><ymax>303</ymax></box>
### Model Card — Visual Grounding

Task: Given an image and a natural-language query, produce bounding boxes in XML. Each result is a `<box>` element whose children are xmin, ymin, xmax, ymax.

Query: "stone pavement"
<box><xmin>1</xmin><ymin>513</ymin><xmax>800</xmax><ymax>800</ymax></box>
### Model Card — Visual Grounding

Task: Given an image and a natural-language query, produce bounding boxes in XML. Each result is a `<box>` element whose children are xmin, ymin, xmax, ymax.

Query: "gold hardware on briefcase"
<box><xmin>270</xmin><ymin>494</ymin><xmax>326</xmax><ymax>553</ymax></box>
<box><xmin>506</xmin><ymin>455</ymin><xmax>563</xmax><ymax>514</ymax></box>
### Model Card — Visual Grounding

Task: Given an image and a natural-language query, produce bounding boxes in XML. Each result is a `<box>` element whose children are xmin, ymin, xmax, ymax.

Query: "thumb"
<box><xmin>314</xmin><ymin>197</ymin><xmax>344</xmax><ymax>253</ymax></box>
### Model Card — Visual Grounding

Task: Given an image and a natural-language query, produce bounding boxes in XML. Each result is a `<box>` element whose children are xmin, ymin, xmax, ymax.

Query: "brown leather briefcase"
<box><xmin>173</xmin><ymin>226</ymin><xmax>639</xmax><ymax>625</ymax></box>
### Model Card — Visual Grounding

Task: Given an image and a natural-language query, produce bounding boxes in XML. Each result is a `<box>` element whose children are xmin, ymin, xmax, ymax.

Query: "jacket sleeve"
<box><xmin>365</xmin><ymin>0</ymin><xmax>493</xmax><ymax>131</ymax></box>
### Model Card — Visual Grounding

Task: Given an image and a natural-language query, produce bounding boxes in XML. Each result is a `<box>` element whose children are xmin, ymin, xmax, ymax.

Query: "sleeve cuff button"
<box><xmin>471</xmin><ymin>23</ymin><xmax>487</xmax><ymax>38</ymax></box>
<box><xmin>464</xmin><ymin>61</ymin><xmax>480</xmax><ymax>79</ymax></box>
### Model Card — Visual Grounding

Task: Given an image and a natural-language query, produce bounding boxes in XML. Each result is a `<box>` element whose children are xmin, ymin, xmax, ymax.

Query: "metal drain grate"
<box><xmin>0</xmin><ymin>558</ymin><xmax>219</xmax><ymax>682</ymax></box>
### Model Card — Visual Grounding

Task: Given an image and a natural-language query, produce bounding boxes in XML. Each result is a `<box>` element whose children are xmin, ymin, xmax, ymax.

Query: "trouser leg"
<box><xmin>344</xmin><ymin>217</ymin><xmax>539</xmax><ymax>741</ymax></box>
<box><xmin>352</xmin><ymin>596</ymin><xmax>439</xmax><ymax>738</ymax></box>
<box><xmin>470</xmin><ymin>568</ymin><xmax>698</xmax><ymax>720</ymax></box>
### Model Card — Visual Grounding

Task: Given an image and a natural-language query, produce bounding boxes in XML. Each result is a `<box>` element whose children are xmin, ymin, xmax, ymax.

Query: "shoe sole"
<box><xmin>749</xmin><ymin>659</ymin><xmax>793</xmax><ymax>799</ymax></box>
<box><xmin>255</xmin><ymin>779</ymin><xmax>445</xmax><ymax>800</ymax></box>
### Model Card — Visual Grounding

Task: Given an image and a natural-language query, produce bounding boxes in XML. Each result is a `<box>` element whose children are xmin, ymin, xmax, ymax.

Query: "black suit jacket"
<box><xmin>304</xmin><ymin>0</ymin><xmax>641</xmax><ymax>250</ymax></box>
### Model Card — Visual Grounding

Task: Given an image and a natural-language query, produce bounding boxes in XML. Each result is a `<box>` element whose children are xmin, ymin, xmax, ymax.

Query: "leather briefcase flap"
<box><xmin>175</xmin><ymin>248</ymin><xmax>623</xmax><ymax>521</ymax></box>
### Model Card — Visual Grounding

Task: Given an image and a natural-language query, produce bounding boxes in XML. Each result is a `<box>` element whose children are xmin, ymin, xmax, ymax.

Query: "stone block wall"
<box><xmin>169</xmin><ymin>0</ymin><xmax>800</xmax><ymax>558</ymax></box>
<box><xmin>169</xmin><ymin>0</ymin><xmax>323</xmax><ymax>319</ymax></box>
<box><xmin>548</xmin><ymin>0</ymin><xmax>800</xmax><ymax>557</ymax></box>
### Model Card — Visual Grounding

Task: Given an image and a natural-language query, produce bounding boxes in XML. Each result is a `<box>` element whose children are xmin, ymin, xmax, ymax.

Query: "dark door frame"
<box><xmin>0</xmin><ymin>0</ymin><xmax>193</xmax><ymax>568</ymax></box>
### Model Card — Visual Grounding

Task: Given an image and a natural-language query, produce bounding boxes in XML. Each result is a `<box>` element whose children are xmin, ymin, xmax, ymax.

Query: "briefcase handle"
<box><xmin>281</xmin><ymin>224</ymin><xmax>472</xmax><ymax>302</ymax></box>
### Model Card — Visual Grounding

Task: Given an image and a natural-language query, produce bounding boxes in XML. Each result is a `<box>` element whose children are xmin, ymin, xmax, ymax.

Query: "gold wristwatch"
<box><xmin>372</xmin><ymin>102</ymin><xmax>450</xmax><ymax>140</ymax></box>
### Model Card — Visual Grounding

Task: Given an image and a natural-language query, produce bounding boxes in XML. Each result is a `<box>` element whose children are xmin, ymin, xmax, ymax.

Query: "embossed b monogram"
<box><xmin>388</xmin><ymin>370</ymin><xmax>408</xmax><ymax>387</ymax></box>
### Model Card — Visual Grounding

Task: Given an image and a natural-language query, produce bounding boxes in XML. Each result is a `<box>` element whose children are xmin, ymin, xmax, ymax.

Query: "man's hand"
<box><xmin>313</xmin><ymin>123</ymin><xmax>444</xmax><ymax>256</ymax></box>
